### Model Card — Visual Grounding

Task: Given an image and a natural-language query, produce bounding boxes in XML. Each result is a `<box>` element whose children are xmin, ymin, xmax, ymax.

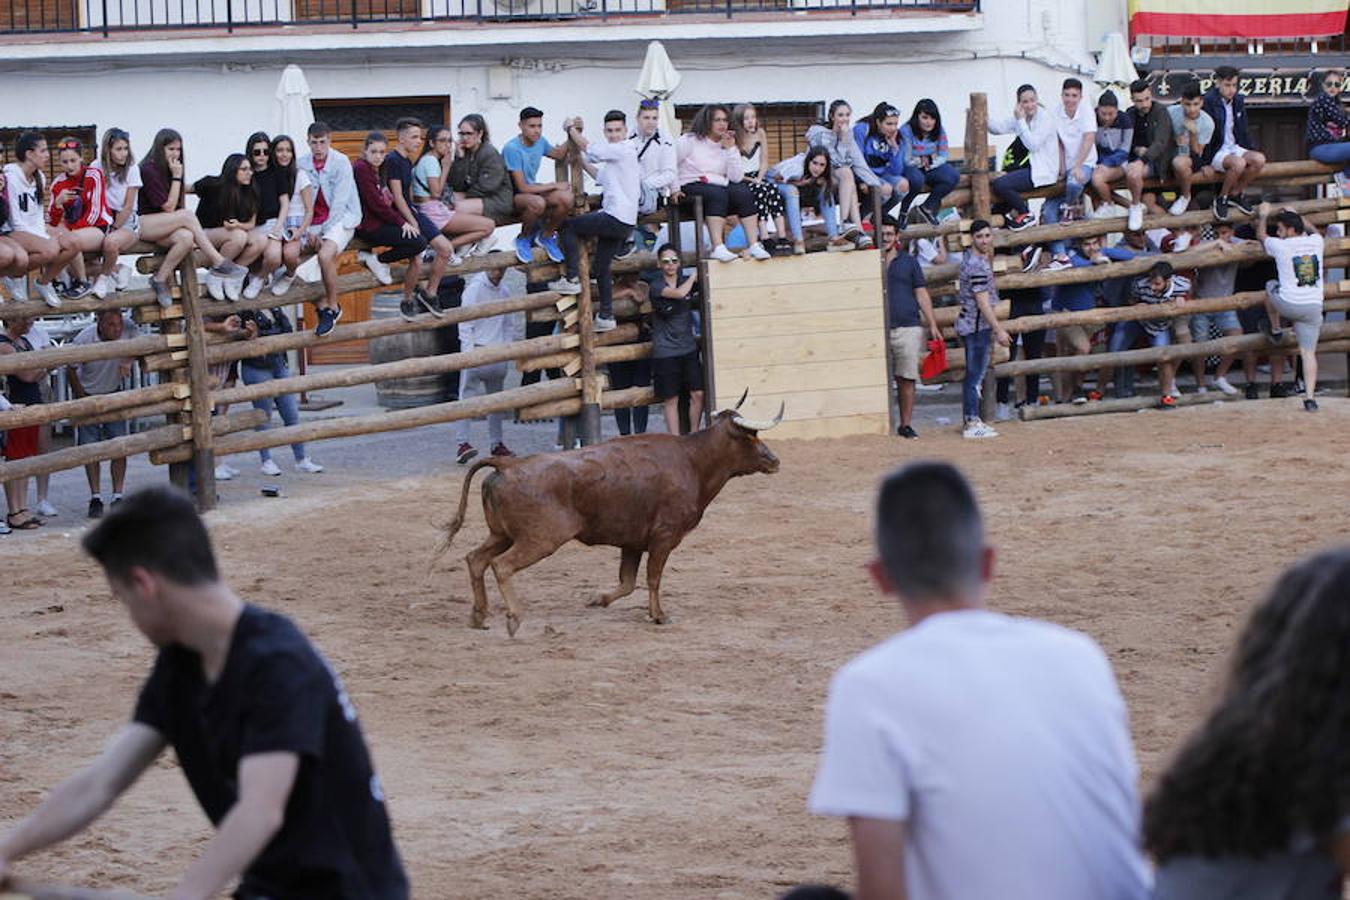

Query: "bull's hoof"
<box><xmin>469</xmin><ymin>612</ymin><xmax>489</xmax><ymax>630</ymax></box>
<box><xmin>506</xmin><ymin>615</ymin><xmax>521</xmax><ymax>637</ymax></box>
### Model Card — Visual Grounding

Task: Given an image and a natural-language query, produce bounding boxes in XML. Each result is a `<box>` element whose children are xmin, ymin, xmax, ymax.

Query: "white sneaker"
<box><xmin>469</xmin><ymin>236</ymin><xmax>496</xmax><ymax>256</ymax></box>
<box><xmin>1168</xmin><ymin>195</ymin><xmax>1191</xmax><ymax>216</ymax></box>
<box><xmin>747</xmin><ymin>241</ymin><xmax>772</xmax><ymax>261</ymax></box>
<box><xmin>962</xmin><ymin>419</ymin><xmax>1000</xmax><ymax>439</ymax></box>
<box><xmin>419</xmin><ymin>247</ymin><xmax>436</xmax><ymax>264</ymax></box>
<box><xmin>223</xmin><ymin>273</ymin><xmax>244</xmax><ymax>302</ymax></box>
<box><xmin>709</xmin><ymin>244</ymin><xmax>739</xmax><ymax>263</ymax></box>
<box><xmin>223</xmin><ymin>464</ymin><xmax>240</xmax><ymax>478</ymax></box>
<box><xmin>593</xmin><ymin>315</ymin><xmax>617</xmax><ymax>332</ymax></box>
<box><xmin>548</xmin><ymin>276</ymin><xmax>582</xmax><ymax>295</ymax></box>
<box><xmin>113</xmin><ymin>263</ymin><xmax>132</xmax><ymax>290</ymax></box>
<box><xmin>242</xmin><ymin>274</ymin><xmax>264</xmax><ymax>300</ymax></box>
<box><xmin>260</xmin><ymin>459</ymin><xmax>282</xmax><ymax>477</ymax></box>
<box><xmin>205</xmin><ymin>270</ymin><xmax>225</xmax><ymax>301</ymax></box>
<box><xmin>1166</xmin><ymin>387</ymin><xmax>1183</xmax><ymax>400</ymax></box>
<box><xmin>295</xmin><ymin>255</ymin><xmax>322</xmax><ymax>283</ymax></box>
<box><xmin>1195</xmin><ymin>385</ymin><xmax>1208</xmax><ymax>395</ymax></box>
<box><xmin>214</xmin><ymin>464</ymin><xmax>235</xmax><ymax>481</ymax></box>
<box><xmin>994</xmin><ymin>402</ymin><xmax>1014</xmax><ymax>422</ymax></box>
<box><xmin>92</xmin><ymin>274</ymin><xmax>114</xmax><ymax>299</ymax></box>
<box><xmin>1046</xmin><ymin>255</ymin><xmax>1072</xmax><ymax>271</ymax></box>
<box><xmin>448</xmin><ymin>249</ymin><xmax>464</xmax><ymax>267</ymax></box>
<box><xmin>35</xmin><ymin>499</ymin><xmax>58</xmax><ymax>517</ymax></box>
<box><xmin>270</xmin><ymin>271</ymin><xmax>297</xmax><ymax>296</ymax></box>
<box><xmin>359</xmin><ymin>251</ymin><xmax>393</xmax><ymax>285</ymax></box>
<box><xmin>2</xmin><ymin>276</ymin><xmax>29</xmax><ymax>301</ymax></box>
<box><xmin>295</xmin><ymin>458</ymin><xmax>324</xmax><ymax>474</ymax></box>
<box><xmin>1212</xmin><ymin>376</ymin><xmax>1239</xmax><ymax>396</ymax></box>
<box><xmin>1127</xmin><ymin>203</ymin><xmax>1144</xmax><ymax>231</ymax></box>
<box><xmin>35</xmin><ymin>281</ymin><xmax>62</xmax><ymax>308</ymax></box>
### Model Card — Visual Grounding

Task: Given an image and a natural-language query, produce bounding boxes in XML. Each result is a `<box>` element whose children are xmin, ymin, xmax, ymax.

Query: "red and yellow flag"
<box><xmin>1129</xmin><ymin>0</ymin><xmax>1349</xmax><ymax>38</ymax></box>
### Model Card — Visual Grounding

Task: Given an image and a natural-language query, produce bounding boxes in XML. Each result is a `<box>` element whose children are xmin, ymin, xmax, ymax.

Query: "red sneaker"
<box><xmin>490</xmin><ymin>443</ymin><xmax>515</xmax><ymax>457</ymax></box>
<box><xmin>1087</xmin><ymin>390</ymin><xmax>1103</xmax><ymax>401</ymax></box>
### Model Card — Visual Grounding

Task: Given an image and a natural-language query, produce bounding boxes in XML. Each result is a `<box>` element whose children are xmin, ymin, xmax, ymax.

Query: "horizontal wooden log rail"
<box><xmin>1001</xmin><ymin>289</ymin><xmax>1350</xmax><ymax>336</ymax></box>
<box><xmin>519</xmin><ymin>338</ymin><xmax>653</xmax><ymax>374</ymax></box>
<box><xmin>517</xmin><ymin>385</ymin><xmax>657</xmax><ymax>422</ymax></box>
<box><xmin>0</xmin><ymin>408</ymin><xmax>264</xmax><ymax>484</ymax></box>
<box><xmin>0</xmin><ymin>382</ymin><xmax>186</xmax><ymax>430</ymax></box>
<box><xmin>0</xmin><ymin>333</ymin><xmax>179</xmax><ymax>378</ymax></box>
<box><xmin>994</xmin><ymin>320</ymin><xmax>1350</xmax><ymax>378</ymax></box>
<box><xmin>79</xmin><ymin>398</ymin><xmax>188</xmax><ymax>427</ymax></box>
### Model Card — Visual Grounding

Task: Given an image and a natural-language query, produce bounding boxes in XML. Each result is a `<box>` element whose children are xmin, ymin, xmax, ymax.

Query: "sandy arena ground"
<box><xmin>1</xmin><ymin>398</ymin><xmax>1348</xmax><ymax>898</ymax></box>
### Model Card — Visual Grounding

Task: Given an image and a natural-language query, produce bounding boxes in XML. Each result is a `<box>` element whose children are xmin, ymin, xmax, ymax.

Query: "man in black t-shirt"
<box><xmin>0</xmin><ymin>487</ymin><xmax>408</xmax><ymax>900</ymax></box>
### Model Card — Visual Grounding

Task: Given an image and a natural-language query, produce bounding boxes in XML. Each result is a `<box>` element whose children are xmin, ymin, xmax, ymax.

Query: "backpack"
<box><xmin>1001</xmin><ymin>137</ymin><xmax>1030</xmax><ymax>173</ymax></box>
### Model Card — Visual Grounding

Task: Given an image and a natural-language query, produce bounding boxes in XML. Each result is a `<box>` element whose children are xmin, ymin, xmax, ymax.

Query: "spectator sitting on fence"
<box><xmin>237</xmin><ymin>306</ymin><xmax>324</xmax><ymax>478</ymax></box>
<box><xmin>955</xmin><ymin>219</ymin><xmax>1011</xmax><ymax>439</ymax></box>
<box><xmin>0</xmin><ymin>178</ymin><xmax>29</xmax><ymax>296</ymax></box>
<box><xmin>295</xmin><ymin>120</ymin><xmax>362</xmax><ymax>338</ymax></box>
<box><xmin>1111</xmin><ymin>260</ymin><xmax>1189</xmax><ymax>405</ymax></box>
<box><xmin>881</xmin><ymin>218</ymin><xmax>941</xmax><ymax>440</ymax></box>
<box><xmin>66</xmin><ymin>309</ymin><xmax>139</xmax><ymax>519</ymax></box>
<box><xmin>627</xmin><ymin>98</ymin><xmax>677</xmax><ymax>255</ymax></box>
<box><xmin>1306</xmin><ymin>67</ymin><xmax>1350</xmax><ymax>190</ymax></box>
<box><xmin>1049</xmin><ymin>78</ymin><xmax>1097</xmax><ymax>226</ymax></box>
<box><xmin>898</xmin><ymin>99</ymin><xmax>961</xmax><ymax>227</ymax></box>
<box><xmin>1166</xmin><ymin>82</ymin><xmax>1215</xmax><ymax>216</ymax></box>
<box><xmin>0</xmin><ymin>315</ymin><xmax>49</xmax><ymax>530</ymax></box>
<box><xmin>48</xmin><ymin>136</ymin><xmax>113</xmax><ymax>300</ymax></box>
<box><xmin>446</xmin><ymin>114</ymin><xmax>516</xmax><ymax>237</ymax></box>
<box><xmin>1145</xmin><ymin>546</ymin><xmax>1350</xmax><ymax>899</ymax></box>
<box><xmin>766</xmin><ymin>146</ymin><xmax>839</xmax><ymax>255</ymax></box>
<box><xmin>352</xmin><ymin>131</ymin><xmax>434</xmax><ymax>322</ymax></box>
<box><xmin>268</xmin><ymin>133</ymin><xmax>311</xmax><ymax>297</ymax></box>
<box><xmin>732</xmin><ymin>104</ymin><xmax>791</xmax><ymax>255</ymax></box>
<box><xmin>89</xmin><ymin>128</ymin><xmax>138</xmax><ymax>299</ymax></box>
<box><xmin>805</xmin><ymin>100</ymin><xmax>879</xmax><ymax>248</ymax></box>
<box><xmin>191</xmin><ymin>153</ymin><xmax>265</xmax><ymax>303</ymax></box>
<box><xmin>241</xmin><ymin>131</ymin><xmax>292</xmax><ymax>301</ymax></box>
<box><xmin>1089</xmin><ymin>90</ymin><xmax>1133</xmax><ymax>214</ymax></box>
<box><xmin>1256</xmin><ymin>203</ymin><xmax>1325</xmax><ymax>412</ymax></box>
<box><xmin>809</xmin><ymin>460</ymin><xmax>1151</xmax><ymax>900</ymax></box>
<box><xmin>414</xmin><ymin>125</ymin><xmax>497</xmax><ymax>260</ymax></box>
<box><xmin>988</xmin><ymin>84</ymin><xmax>1057</xmax><ymax>232</ymax></box>
<box><xmin>455</xmin><ymin>268</ymin><xmax>516</xmax><ymax>464</ymax></box>
<box><xmin>608</xmin><ymin>272</ymin><xmax>652</xmax><ymax>436</ymax></box>
<box><xmin>852</xmin><ymin>102</ymin><xmax>909</xmax><ymax>219</ymax></box>
<box><xmin>643</xmin><ymin>243</ymin><xmax>704</xmax><ymax>435</ymax></box>
<box><xmin>554</xmin><ymin>111</ymin><xmax>642</xmax><ymax>333</ymax></box>
<box><xmin>5</xmin><ymin>131</ymin><xmax>84</xmax><ymax>307</ymax></box>
<box><xmin>383</xmin><ymin>117</ymin><xmax>457</xmax><ymax>307</ymax></box>
<box><xmin>1122</xmin><ymin>79</ymin><xmax>1176</xmax><ymax>232</ymax></box>
<box><xmin>502</xmin><ymin>106</ymin><xmax>574</xmax><ymax>266</ymax></box>
<box><xmin>136</xmin><ymin>128</ymin><xmax>249</xmax><ymax>309</ymax></box>
<box><xmin>1201</xmin><ymin>66</ymin><xmax>1266</xmax><ymax>221</ymax></box>
<box><xmin>676</xmin><ymin>103</ymin><xmax>772</xmax><ymax>262</ymax></box>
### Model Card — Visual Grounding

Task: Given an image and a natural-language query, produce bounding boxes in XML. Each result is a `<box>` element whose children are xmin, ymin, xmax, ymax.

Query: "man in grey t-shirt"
<box><xmin>67</xmin><ymin>309</ymin><xmax>138</xmax><ymax>518</ymax></box>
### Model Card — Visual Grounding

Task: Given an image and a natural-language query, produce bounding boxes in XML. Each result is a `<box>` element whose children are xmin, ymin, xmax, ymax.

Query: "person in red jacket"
<box><xmin>47</xmin><ymin>137</ymin><xmax>113</xmax><ymax>299</ymax></box>
<box><xmin>352</xmin><ymin>132</ymin><xmax>434</xmax><ymax>321</ymax></box>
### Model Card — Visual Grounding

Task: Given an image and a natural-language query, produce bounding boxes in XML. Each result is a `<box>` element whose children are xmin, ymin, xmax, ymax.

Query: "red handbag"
<box><xmin>919</xmin><ymin>338</ymin><xmax>948</xmax><ymax>380</ymax></box>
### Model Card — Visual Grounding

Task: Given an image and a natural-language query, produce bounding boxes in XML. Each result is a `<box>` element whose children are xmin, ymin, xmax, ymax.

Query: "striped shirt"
<box><xmin>1131</xmin><ymin>274</ymin><xmax>1191</xmax><ymax>335</ymax></box>
<box><xmin>956</xmin><ymin>250</ymin><xmax>998</xmax><ymax>336</ymax></box>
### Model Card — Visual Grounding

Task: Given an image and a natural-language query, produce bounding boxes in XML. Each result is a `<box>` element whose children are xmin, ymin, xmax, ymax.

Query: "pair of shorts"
<box><xmin>251</xmin><ymin>218</ymin><xmax>282</xmax><ymax>239</ymax></box>
<box><xmin>679</xmin><ymin>181</ymin><xmax>756</xmax><ymax>219</ymax></box>
<box><xmin>1211</xmin><ymin>144</ymin><xmax>1252</xmax><ymax>171</ymax></box>
<box><xmin>888</xmin><ymin>326</ymin><xmax>925</xmax><ymax>381</ymax></box>
<box><xmin>1189</xmin><ymin>309</ymin><xmax>1240</xmax><ymax>340</ymax></box>
<box><xmin>652</xmin><ymin>351</ymin><xmax>704</xmax><ymax>400</ymax></box>
<box><xmin>306</xmin><ymin>223</ymin><xmax>353</xmax><ymax>253</ymax></box>
<box><xmin>417</xmin><ymin>199</ymin><xmax>455</xmax><ymax>232</ymax></box>
<box><xmin>1128</xmin><ymin>157</ymin><xmax>1161</xmax><ymax>179</ymax></box>
<box><xmin>1266</xmin><ymin>280</ymin><xmax>1323</xmax><ymax>351</ymax></box>
<box><xmin>117</xmin><ymin>211</ymin><xmax>141</xmax><ymax>236</ymax></box>
<box><xmin>77</xmin><ymin>418</ymin><xmax>129</xmax><ymax>445</ymax></box>
<box><xmin>1173</xmin><ymin>150</ymin><xmax>1203</xmax><ymax>169</ymax></box>
<box><xmin>415</xmin><ymin>211</ymin><xmax>443</xmax><ymax>243</ymax></box>
<box><xmin>3</xmin><ymin>425</ymin><xmax>39</xmax><ymax>460</ymax></box>
<box><xmin>1098</xmin><ymin>149</ymin><xmax>1129</xmax><ymax>169</ymax></box>
<box><xmin>1057</xmin><ymin>323</ymin><xmax>1094</xmax><ymax>354</ymax></box>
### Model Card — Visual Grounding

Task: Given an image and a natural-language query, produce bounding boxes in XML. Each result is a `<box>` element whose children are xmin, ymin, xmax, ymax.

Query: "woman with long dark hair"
<box><xmin>191</xmin><ymin>153</ymin><xmax>262</xmax><ymax>302</ymax></box>
<box><xmin>352</xmin><ymin>131</ymin><xmax>429</xmax><ymax>320</ymax></box>
<box><xmin>805</xmin><ymin>99</ymin><xmax>882</xmax><ymax>247</ymax></box>
<box><xmin>446</xmin><ymin>114</ymin><xmax>515</xmax><ymax>230</ymax></box>
<box><xmin>899</xmin><ymin>99</ymin><xmax>960</xmax><ymax>225</ymax></box>
<box><xmin>47</xmin><ymin>136</ymin><xmax>112</xmax><ymax>299</ymax></box>
<box><xmin>414</xmin><ymin>124</ymin><xmax>496</xmax><ymax>258</ymax></box>
<box><xmin>1145</xmin><ymin>547</ymin><xmax>1350</xmax><ymax>897</ymax></box>
<box><xmin>766</xmin><ymin>146</ymin><xmax>839</xmax><ymax>255</ymax></box>
<box><xmin>675</xmin><ymin>103</ymin><xmax>769</xmax><ymax>263</ymax></box>
<box><xmin>242</xmin><ymin>131</ymin><xmax>290</xmax><ymax>299</ymax></box>
<box><xmin>852</xmin><ymin>101</ymin><xmax>909</xmax><ymax>208</ymax></box>
<box><xmin>269</xmin><ymin>134</ymin><xmax>309</xmax><ymax>296</ymax></box>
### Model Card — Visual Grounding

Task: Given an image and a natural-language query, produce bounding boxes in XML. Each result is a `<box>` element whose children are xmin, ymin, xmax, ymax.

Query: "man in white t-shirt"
<box><xmin>1052</xmin><ymin>77</ymin><xmax>1098</xmax><ymax>218</ymax></box>
<box><xmin>1256</xmin><ymin>202</ymin><xmax>1325</xmax><ymax>411</ymax></box>
<box><xmin>809</xmin><ymin>461</ymin><xmax>1150</xmax><ymax>900</ymax></box>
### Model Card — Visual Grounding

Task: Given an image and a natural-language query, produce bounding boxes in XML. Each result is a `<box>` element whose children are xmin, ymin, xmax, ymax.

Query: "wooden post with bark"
<box><xmin>177</xmin><ymin>260</ymin><xmax>217</xmax><ymax>510</ymax></box>
<box><xmin>575</xmin><ymin>239</ymin><xmax>603</xmax><ymax>445</ymax></box>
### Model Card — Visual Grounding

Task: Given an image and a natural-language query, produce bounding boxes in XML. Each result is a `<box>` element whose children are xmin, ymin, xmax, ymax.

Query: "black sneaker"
<box><xmin>62</xmin><ymin>279</ymin><xmax>93</xmax><ymax>300</ymax></box>
<box><xmin>314</xmin><ymin>305</ymin><xmax>342</xmax><ymax>337</ymax></box>
<box><xmin>1229</xmin><ymin>193</ymin><xmax>1256</xmax><ymax>216</ymax></box>
<box><xmin>87</xmin><ymin>497</ymin><xmax>104</xmax><ymax>519</ymax></box>
<box><xmin>1007</xmin><ymin>212</ymin><xmax>1036</xmax><ymax>231</ymax></box>
<box><xmin>1257</xmin><ymin>316</ymin><xmax>1283</xmax><ymax>345</ymax></box>
<box><xmin>1212</xmin><ymin>195</ymin><xmax>1231</xmax><ymax>221</ymax></box>
<box><xmin>613</xmin><ymin>240</ymin><xmax>637</xmax><ymax>260</ymax></box>
<box><xmin>399</xmin><ymin>298</ymin><xmax>419</xmax><ymax>322</ymax></box>
<box><xmin>1244</xmin><ymin>383</ymin><xmax>1259</xmax><ymax>400</ymax></box>
<box><xmin>1021</xmin><ymin>245</ymin><xmax>1043</xmax><ymax>272</ymax></box>
<box><xmin>1270</xmin><ymin>383</ymin><xmax>1289</xmax><ymax>399</ymax></box>
<box><xmin>415</xmin><ymin>287</ymin><xmax>445</xmax><ymax>318</ymax></box>
<box><xmin>897</xmin><ymin>424</ymin><xmax>919</xmax><ymax>439</ymax></box>
<box><xmin>914</xmin><ymin>203</ymin><xmax>939</xmax><ymax>226</ymax></box>
<box><xmin>1303</xmin><ymin>398</ymin><xmax>1319</xmax><ymax>412</ymax></box>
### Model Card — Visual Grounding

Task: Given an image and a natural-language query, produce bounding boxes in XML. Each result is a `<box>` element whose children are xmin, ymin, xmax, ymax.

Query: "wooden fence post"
<box><xmin>873</xmin><ymin>191</ymin><xmax>897</xmax><ymax>434</ymax></box>
<box><xmin>692</xmin><ymin>194</ymin><xmax>714</xmax><ymax>432</ymax></box>
<box><xmin>177</xmin><ymin>260</ymin><xmax>217</xmax><ymax>510</ymax></box>
<box><xmin>575</xmin><ymin>239</ymin><xmax>603</xmax><ymax>445</ymax></box>
<box><xmin>964</xmin><ymin>91</ymin><xmax>998</xmax><ymax>423</ymax></box>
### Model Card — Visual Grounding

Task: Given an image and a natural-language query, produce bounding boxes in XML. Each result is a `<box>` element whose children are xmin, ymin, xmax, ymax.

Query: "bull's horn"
<box><xmin>733</xmin><ymin>388</ymin><xmax>749</xmax><ymax>411</ymax></box>
<box><xmin>731</xmin><ymin>402</ymin><xmax>785</xmax><ymax>432</ymax></box>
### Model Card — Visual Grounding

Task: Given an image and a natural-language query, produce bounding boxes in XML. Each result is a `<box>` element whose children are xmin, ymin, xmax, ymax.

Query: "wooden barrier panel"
<box><xmin>707</xmin><ymin>251</ymin><xmax>890</xmax><ymax>439</ymax></box>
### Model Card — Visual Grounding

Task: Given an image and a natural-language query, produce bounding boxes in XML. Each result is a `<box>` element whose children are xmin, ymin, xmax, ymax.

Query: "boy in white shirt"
<box><xmin>810</xmin><ymin>461</ymin><xmax>1151</xmax><ymax>900</ymax></box>
<box><xmin>1256</xmin><ymin>202</ymin><xmax>1325</xmax><ymax>411</ymax></box>
<box><xmin>1051</xmin><ymin>77</ymin><xmax>1098</xmax><ymax>220</ymax></box>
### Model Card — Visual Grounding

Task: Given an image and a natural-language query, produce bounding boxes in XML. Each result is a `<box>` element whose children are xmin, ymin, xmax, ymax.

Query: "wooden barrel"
<box><xmin>368</xmin><ymin>291</ymin><xmax>455</xmax><ymax>409</ymax></box>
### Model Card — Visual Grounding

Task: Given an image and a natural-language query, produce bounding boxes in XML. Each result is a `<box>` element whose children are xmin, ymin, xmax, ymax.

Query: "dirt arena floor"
<box><xmin>2</xmin><ymin>398</ymin><xmax>1347</xmax><ymax>898</ymax></box>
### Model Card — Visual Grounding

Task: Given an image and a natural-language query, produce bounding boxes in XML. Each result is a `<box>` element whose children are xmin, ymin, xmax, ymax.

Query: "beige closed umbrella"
<box><xmin>636</xmin><ymin>40</ymin><xmax>682</xmax><ymax>141</ymax></box>
<box><xmin>275</xmin><ymin>63</ymin><xmax>315</xmax><ymax>139</ymax></box>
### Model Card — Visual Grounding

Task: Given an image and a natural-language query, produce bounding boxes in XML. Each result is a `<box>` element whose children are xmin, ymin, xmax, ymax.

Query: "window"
<box><xmin>292</xmin><ymin>0</ymin><xmax>421</xmax><ymax>22</ymax></box>
<box><xmin>311</xmin><ymin>96</ymin><xmax>450</xmax><ymax>159</ymax></box>
<box><xmin>0</xmin><ymin>125</ymin><xmax>98</xmax><ymax>186</ymax></box>
<box><xmin>675</xmin><ymin>101</ymin><xmax>823</xmax><ymax>167</ymax></box>
<box><xmin>2</xmin><ymin>0</ymin><xmax>81</xmax><ymax>32</ymax></box>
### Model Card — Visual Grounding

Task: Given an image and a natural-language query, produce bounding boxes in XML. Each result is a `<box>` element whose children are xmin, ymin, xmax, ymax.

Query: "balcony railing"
<box><xmin>0</xmin><ymin>0</ymin><xmax>977</xmax><ymax>35</ymax></box>
<box><xmin>1136</xmin><ymin>31</ymin><xmax>1349</xmax><ymax>58</ymax></box>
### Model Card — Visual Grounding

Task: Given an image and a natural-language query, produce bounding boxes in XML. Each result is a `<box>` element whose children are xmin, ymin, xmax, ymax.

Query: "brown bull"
<box><xmin>438</xmin><ymin>402</ymin><xmax>783</xmax><ymax>636</ymax></box>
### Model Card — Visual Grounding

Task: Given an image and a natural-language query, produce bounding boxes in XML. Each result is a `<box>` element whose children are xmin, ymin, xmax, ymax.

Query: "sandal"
<box><xmin>7</xmin><ymin>509</ymin><xmax>43</xmax><ymax>530</ymax></box>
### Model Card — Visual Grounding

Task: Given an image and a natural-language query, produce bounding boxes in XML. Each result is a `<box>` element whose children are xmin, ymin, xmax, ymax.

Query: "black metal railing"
<box><xmin>0</xmin><ymin>0</ymin><xmax>977</xmax><ymax>35</ymax></box>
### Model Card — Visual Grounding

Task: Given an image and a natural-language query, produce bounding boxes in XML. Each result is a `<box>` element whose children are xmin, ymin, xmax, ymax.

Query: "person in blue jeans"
<box><xmin>238</xmin><ymin>308</ymin><xmax>324</xmax><ymax>477</ymax></box>
<box><xmin>954</xmin><ymin>221</ymin><xmax>1012</xmax><ymax>438</ymax></box>
<box><xmin>852</xmin><ymin>102</ymin><xmax>909</xmax><ymax>204</ymax></box>
<box><xmin>898</xmin><ymin>99</ymin><xmax>961</xmax><ymax>225</ymax></box>
<box><xmin>766</xmin><ymin>147</ymin><xmax>839</xmax><ymax>254</ymax></box>
<box><xmin>1306</xmin><ymin>67</ymin><xmax>1350</xmax><ymax>185</ymax></box>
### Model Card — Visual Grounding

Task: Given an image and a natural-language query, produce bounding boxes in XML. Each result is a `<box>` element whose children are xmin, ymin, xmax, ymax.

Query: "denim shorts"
<box><xmin>77</xmin><ymin>418</ymin><xmax>130</xmax><ymax>445</ymax></box>
<box><xmin>1188</xmin><ymin>309</ymin><xmax>1240</xmax><ymax>340</ymax></box>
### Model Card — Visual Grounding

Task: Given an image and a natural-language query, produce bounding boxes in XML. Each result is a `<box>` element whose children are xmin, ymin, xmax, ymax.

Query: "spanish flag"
<box><xmin>1129</xmin><ymin>0</ymin><xmax>1349</xmax><ymax>38</ymax></box>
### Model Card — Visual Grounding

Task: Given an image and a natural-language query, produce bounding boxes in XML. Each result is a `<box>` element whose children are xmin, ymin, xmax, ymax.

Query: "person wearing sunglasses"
<box><xmin>445</xmin><ymin>114</ymin><xmax>516</xmax><ymax>234</ymax></box>
<box><xmin>240</xmin><ymin>131</ymin><xmax>291</xmax><ymax>300</ymax></box>
<box><xmin>47</xmin><ymin>136</ymin><xmax>113</xmax><ymax>301</ymax></box>
<box><xmin>411</xmin><ymin>124</ymin><xmax>497</xmax><ymax>262</ymax></box>
<box><xmin>1306</xmin><ymin>68</ymin><xmax>1350</xmax><ymax>191</ymax></box>
<box><xmin>642</xmin><ymin>243</ymin><xmax>704</xmax><ymax>433</ymax></box>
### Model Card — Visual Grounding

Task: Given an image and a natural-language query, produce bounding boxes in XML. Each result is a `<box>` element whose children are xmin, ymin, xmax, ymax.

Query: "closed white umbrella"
<box><xmin>636</xmin><ymin>40</ymin><xmax>682</xmax><ymax>142</ymax></box>
<box><xmin>1094</xmin><ymin>32</ymin><xmax>1139</xmax><ymax>95</ymax></box>
<box><xmin>275</xmin><ymin>64</ymin><xmax>315</xmax><ymax>140</ymax></box>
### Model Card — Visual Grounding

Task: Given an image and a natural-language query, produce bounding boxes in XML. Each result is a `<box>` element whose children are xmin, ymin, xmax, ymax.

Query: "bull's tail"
<box><xmin>430</xmin><ymin>457</ymin><xmax>508</xmax><ymax>568</ymax></box>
